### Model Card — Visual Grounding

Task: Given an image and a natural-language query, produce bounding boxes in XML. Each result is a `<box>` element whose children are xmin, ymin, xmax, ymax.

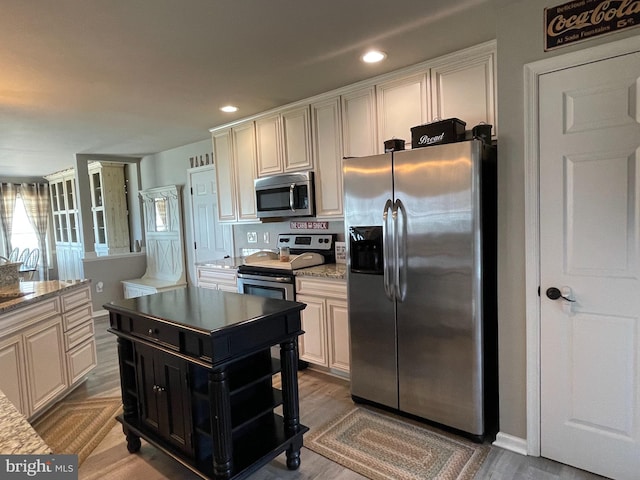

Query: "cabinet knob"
<box><xmin>148</xmin><ymin>328</ymin><xmax>154</xmax><ymax>335</ymax></box>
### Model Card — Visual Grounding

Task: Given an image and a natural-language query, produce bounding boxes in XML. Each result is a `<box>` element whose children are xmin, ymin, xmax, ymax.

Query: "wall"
<box><xmin>233</xmin><ymin>221</ymin><xmax>345</xmax><ymax>254</ymax></box>
<box><xmin>495</xmin><ymin>0</ymin><xmax>640</xmax><ymax>440</ymax></box>
<box><xmin>140</xmin><ymin>139</ymin><xmax>215</xmax><ymax>285</ymax></box>
<box><xmin>83</xmin><ymin>253</ymin><xmax>147</xmax><ymax>314</ymax></box>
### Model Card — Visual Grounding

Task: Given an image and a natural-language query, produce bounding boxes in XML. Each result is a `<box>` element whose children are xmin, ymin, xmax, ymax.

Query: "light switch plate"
<box><xmin>335</xmin><ymin>241</ymin><xmax>346</xmax><ymax>263</ymax></box>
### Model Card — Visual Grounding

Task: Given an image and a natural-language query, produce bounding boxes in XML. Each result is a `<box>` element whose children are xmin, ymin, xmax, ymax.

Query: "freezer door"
<box><xmin>343</xmin><ymin>154</ymin><xmax>398</xmax><ymax>408</ymax></box>
<box><xmin>394</xmin><ymin>141</ymin><xmax>485</xmax><ymax>435</ymax></box>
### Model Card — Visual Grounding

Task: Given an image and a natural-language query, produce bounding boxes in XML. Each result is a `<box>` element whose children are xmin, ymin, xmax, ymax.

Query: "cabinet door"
<box><xmin>282</xmin><ymin>106</ymin><xmax>313</xmax><ymax>172</ymax></box>
<box><xmin>296</xmin><ymin>295</ymin><xmax>328</xmax><ymax>366</ymax></box>
<box><xmin>212</xmin><ymin>129</ymin><xmax>237</xmax><ymax>221</ymax></box>
<box><xmin>376</xmin><ymin>73</ymin><xmax>429</xmax><ymax>152</ymax></box>
<box><xmin>0</xmin><ymin>335</ymin><xmax>28</xmax><ymax>416</ymax></box>
<box><xmin>430</xmin><ymin>49</ymin><xmax>496</xmax><ymax>135</ymax></box>
<box><xmin>136</xmin><ymin>344</ymin><xmax>193</xmax><ymax>454</ymax></box>
<box><xmin>256</xmin><ymin>114</ymin><xmax>283</xmax><ymax>176</ymax></box>
<box><xmin>312</xmin><ymin>97</ymin><xmax>343</xmax><ymax>218</ymax></box>
<box><xmin>341</xmin><ymin>87</ymin><xmax>377</xmax><ymax>158</ymax></box>
<box><xmin>232</xmin><ymin>122</ymin><xmax>258</xmax><ymax>221</ymax></box>
<box><xmin>327</xmin><ymin>298</ymin><xmax>350</xmax><ymax>374</ymax></box>
<box><xmin>24</xmin><ymin>318</ymin><xmax>67</xmax><ymax>414</ymax></box>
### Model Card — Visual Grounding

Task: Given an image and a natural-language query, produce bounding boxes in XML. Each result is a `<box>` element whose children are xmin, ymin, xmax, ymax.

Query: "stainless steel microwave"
<box><xmin>255</xmin><ymin>171</ymin><xmax>315</xmax><ymax>219</ymax></box>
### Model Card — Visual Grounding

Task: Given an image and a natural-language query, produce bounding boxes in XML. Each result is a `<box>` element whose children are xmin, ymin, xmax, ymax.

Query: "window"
<box><xmin>10</xmin><ymin>194</ymin><xmax>41</xmax><ymax>255</ymax></box>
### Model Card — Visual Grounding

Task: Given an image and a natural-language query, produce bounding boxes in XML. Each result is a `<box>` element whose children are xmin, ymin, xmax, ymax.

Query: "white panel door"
<box><xmin>539</xmin><ymin>51</ymin><xmax>640</xmax><ymax>480</ymax></box>
<box><xmin>188</xmin><ymin>167</ymin><xmax>233</xmax><ymax>263</ymax></box>
<box><xmin>232</xmin><ymin>122</ymin><xmax>258</xmax><ymax>221</ymax></box>
<box><xmin>341</xmin><ymin>87</ymin><xmax>377</xmax><ymax>158</ymax></box>
<box><xmin>312</xmin><ymin>97</ymin><xmax>343</xmax><ymax>218</ymax></box>
<box><xmin>256</xmin><ymin>114</ymin><xmax>283</xmax><ymax>176</ymax></box>
<box><xmin>212</xmin><ymin>130</ymin><xmax>237</xmax><ymax>221</ymax></box>
<box><xmin>296</xmin><ymin>295</ymin><xmax>328</xmax><ymax>367</ymax></box>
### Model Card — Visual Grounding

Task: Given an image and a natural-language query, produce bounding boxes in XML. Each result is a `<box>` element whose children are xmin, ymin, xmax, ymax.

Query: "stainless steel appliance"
<box><xmin>344</xmin><ymin>139</ymin><xmax>497</xmax><ymax>439</ymax></box>
<box><xmin>255</xmin><ymin>171</ymin><xmax>315</xmax><ymax>219</ymax></box>
<box><xmin>237</xmin><ymin>233</ymin><xmax>335</xmax><ymax>300</ymax></box>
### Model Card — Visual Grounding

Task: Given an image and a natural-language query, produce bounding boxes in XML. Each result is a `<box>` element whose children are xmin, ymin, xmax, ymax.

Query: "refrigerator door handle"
<box><xmin>394</xmin><ymin>199</ymin><xmax>408</xmax><ymax>302</ymax></box>
<box><xmin>382</xmin><ymin>199</ymin><xmax>395</xmax><ymax>301</ymax></box>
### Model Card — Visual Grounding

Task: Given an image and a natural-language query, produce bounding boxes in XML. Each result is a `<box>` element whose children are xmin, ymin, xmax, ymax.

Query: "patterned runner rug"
<box><xmin>31</xmin><ymin>397</ymin><xmax>122</xmax><ymax>465</ymax></box>
<box><xmin>306</xmin><ymin>407</ymin><xmax>489</xmax><ymax>480</ymax></box>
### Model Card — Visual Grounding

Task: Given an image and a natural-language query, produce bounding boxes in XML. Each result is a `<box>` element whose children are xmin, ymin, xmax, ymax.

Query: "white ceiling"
<box><xmin>0</xmin><ymin>0</ymin><xmax>495</xmax><ymax>178</ymax></box>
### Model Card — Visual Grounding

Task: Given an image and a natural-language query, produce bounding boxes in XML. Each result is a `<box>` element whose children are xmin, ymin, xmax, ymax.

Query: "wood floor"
<box><xmin>66</xmin><ymin>316</ymin><xmax>607</xmax><ymax>480</ymax></box>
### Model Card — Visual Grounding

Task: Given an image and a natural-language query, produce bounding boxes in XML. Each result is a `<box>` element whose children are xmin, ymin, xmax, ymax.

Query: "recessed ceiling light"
<box><xmin>220</xmin><ymin>105</ymin><xmax>238</xmax><ymax>113</ymax></box>
<box><xmin>362</xmin><ymin>50</ymin><xmax>386</xmax><ymax>63</ymax></box>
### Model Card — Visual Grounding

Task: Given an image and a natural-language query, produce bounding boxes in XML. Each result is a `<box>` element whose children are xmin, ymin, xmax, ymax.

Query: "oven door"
<box><xmin>237</xmin><ymin>273</ymin><xmax>295</xmax><ymax>301</ymax></box>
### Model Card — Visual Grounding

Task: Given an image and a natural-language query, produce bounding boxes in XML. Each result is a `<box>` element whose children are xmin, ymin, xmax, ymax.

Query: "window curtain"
<box><xmin>0</xmin><ymin>183</ymin><xmax>17</xmax><ymax>256</ymax></box>
<box><xmin>20</xmin><ymin>183</ymin><xmax>50</xmax><ymax>280</ymax></box>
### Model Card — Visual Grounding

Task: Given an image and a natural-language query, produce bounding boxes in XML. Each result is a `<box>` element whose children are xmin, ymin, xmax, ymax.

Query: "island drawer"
<box><xmin>61</xmin><ymin>285</ymin><xmax>92</xmax><ymax>312</ymax></box>
<box><xmin>63</xmin><ymin>304</ymin><xmax>92</xmax><ymax>331</ymax></box>
<box><xmin>127</xmin><ymin>316</ymin><xmax>180</xmax><ymax>349</ymax></box>
<box><xmin>64</xmin><ymin>321</ymin><xmax>95</xmax><ymax>350</ymax></box>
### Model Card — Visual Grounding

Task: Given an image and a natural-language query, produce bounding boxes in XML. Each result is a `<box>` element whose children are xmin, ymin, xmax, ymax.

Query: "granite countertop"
<box><xmin>196</xmin><ymin>257</ymin><xmax>244</xmax><ymax>270</ymax></box>
<box><xmin>295</xmin><ymin>263</ymin><xmax>346</xmax><ymax>280</ymax></box>
<box><xmin>0</xmin><ymin>389</ymin><xmax>51</xmax><ymax>455</ymax></box>
<box><xmin>0</xmin><ymin>279</ymin><xmax>91</xmax><ymax>314</ymax></box>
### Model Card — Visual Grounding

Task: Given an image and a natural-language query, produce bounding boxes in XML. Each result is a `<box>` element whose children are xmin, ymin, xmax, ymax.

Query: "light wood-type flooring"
<box><xmin>66</xmin><ymin>316</ymin><xmax>607</xmax><ymax>480</ymax></box>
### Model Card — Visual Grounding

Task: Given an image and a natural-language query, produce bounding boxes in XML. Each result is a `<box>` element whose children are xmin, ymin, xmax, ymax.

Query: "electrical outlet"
<box><xmin>247</xmin><ymin>231</ymin><xmax>257</xmax><ymax>243</ymax></box>
<box><xmin>263</xmin><ymin>232</ymin><xmax>270</xmax><ymax>244</ymax></box>
<box><xmin>96</xmin><ymin>281</ymin><xmax>104</xmax><ymax>293</ymax></box>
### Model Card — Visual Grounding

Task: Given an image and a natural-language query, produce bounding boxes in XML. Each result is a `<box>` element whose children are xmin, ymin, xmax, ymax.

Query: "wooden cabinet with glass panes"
<box><xmin>44</xmin><ymin>168</ymin><xmax>84</xmax><ymax>280</ymax></box>
<box><xmin>88</xmin><ymin>162</ymin><xmax>130</xmax><ymax>256</ymax></box>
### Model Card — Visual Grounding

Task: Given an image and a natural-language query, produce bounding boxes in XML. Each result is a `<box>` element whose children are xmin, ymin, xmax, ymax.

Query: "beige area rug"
<box><xmin>31</xmin><ymin>397</ymin><xmax>123</xmax><ymax>465</ymax></box>
<box><xmin>306</xmin><ymin>407</ymin><xmax>489</xmax><ymax>480</ymax></box>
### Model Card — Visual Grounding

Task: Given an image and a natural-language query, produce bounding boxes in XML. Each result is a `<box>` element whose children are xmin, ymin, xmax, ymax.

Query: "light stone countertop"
<box><xmin>196</xmin><ymin>257</ymin><xmax>244</xmax><ymax>270</ymax></box>
<box><xmin>0</xmin><ymin>279</ymin><xmax>91</xmax><ymax>314</ymax></box>
<box><xmin>295</xmin><ymin>263</ymin><xmax>346</xmax><ymax>280</ymax></box>
<box><xmin>0</xmin><ymin>389</ymin><xmax>51</xmax><ymax>455</ymax></box>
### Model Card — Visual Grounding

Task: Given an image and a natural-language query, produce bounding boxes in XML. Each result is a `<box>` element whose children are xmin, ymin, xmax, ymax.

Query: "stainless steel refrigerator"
<box><xmin>343</xmin><ymin>139</ymin><xmax>497</xmax><ymax>438</ymax></box>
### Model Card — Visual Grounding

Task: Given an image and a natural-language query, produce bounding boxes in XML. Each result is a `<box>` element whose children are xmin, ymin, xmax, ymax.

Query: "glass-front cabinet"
<box><xmin>45</xmin><ymin>161</ymin><xmax>131</xmax><ymax>280</ymax></box>
<box><xmin>88</xmin><ymin>162</ymin><xmax>130</xmax><ymax>256</ymax></box>
<box><xmin>44</xmin><ymin>168</ymin><xmax>83</xmax><ymax>280</ymax></box>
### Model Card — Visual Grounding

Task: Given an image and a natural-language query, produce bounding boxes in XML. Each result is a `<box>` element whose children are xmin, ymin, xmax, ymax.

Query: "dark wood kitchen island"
<box><xmin>104</xmin><ymin>287</ymin><xmax>308</xmax><ymax>480</ymax></box>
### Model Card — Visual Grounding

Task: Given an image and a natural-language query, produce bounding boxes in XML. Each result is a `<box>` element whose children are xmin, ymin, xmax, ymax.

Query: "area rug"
<box><xmin>31</xmin><ymin>397</ymin><xmax>122</xmax><ymax>465</ymax></box>
<box><xmin>306</xmin><ymin>407</ymin><xmax>489</xmax><ymax>480</ymax></box>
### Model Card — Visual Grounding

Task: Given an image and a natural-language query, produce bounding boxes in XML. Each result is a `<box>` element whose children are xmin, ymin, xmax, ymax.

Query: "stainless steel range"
<box><xmin>237</xmin><ymin>233</ymin><xmax>335</xmax><ymax>301</ymax></box>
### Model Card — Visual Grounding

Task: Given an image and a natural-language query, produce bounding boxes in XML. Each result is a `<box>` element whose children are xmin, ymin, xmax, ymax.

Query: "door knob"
<box><xmin>545</xmin><ymin>287</ymin><xmax>575</xmax><ymax>302</ymax></box>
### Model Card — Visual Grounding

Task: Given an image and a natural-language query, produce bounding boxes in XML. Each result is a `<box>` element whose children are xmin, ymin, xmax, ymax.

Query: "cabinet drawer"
<box><xmin>130</xmin><ymin>316</ymin><xmax>180</xmax><ymax>349</ymax></box>
<box><xmin>0</xmin><ymin>298</ymin><xmax>61</xmax><ymax>337</ymax></box>
<box><xmin>295</xmin><ymin>277</ymin><xmax>347</xmax><ymax>299</ymax></box>
<box><xmin>64</xmin><ymin>321</ymin><xmax>95</xmax><ymax>351</ymax></box>
<box><xmin>63</xmin><ymin>304</ymin><xmax>92</xmax><ymax>331</ymax></box>
<box><xmin>67</xmin><ymin>339</ymin><xmax>97</xmax><ymax>385</ymax></box>
<box><xmin>61</xmin><ymin>285</ymin><xmax>91</xmax><ymax>312</ymax></box>
<box><xmin>197</xmin><ymin>268</ymin><xmax>237</xmax><ymax>285</ymax></box>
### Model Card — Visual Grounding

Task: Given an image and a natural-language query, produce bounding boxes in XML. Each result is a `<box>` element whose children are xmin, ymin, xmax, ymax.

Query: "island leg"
<box><xmin>210</xmin><ymin>368</ymin><xmax>233</xmax><ymax>478</ymax></box>
<box><xmin>280</xmin><ymin>337</ymin><xmax>302</xmax><ymax>469</ymax></box>
<box><xmin>123</xmin><ymin>426</ymin><xmax>141</xmax><ymax>453</ymax></box>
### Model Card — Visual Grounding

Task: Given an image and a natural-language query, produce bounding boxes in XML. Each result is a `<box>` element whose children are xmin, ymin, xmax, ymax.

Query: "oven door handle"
<box><xmin>237</xmin><ymin>273</ymin><xmax>293</xmax><ymax>283</ymax></box>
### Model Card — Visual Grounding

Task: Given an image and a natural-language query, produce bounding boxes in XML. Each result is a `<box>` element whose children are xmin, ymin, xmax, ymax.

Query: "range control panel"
<box><xmin>277</xmin><ymin>234</ymin><xmax>335</xmax><ymax>252</ymax></box>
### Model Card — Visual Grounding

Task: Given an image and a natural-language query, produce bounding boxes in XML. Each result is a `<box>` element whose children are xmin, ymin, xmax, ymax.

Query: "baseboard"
<box><xmin>492</xmin><ymin>432</ymin><xmax>528</xmax><ymax>456</ymax></box>
<box><xmin>92</xmin><ymin>309</ymin><xmax>109</xmax><ymax>320</ymax></box>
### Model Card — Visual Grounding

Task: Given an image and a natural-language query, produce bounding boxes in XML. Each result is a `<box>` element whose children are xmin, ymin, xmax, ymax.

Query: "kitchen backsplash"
<box><xmin>233</xmin><ymin>220</ymin><xmax>345</xmax><ymax>256</ymax></box>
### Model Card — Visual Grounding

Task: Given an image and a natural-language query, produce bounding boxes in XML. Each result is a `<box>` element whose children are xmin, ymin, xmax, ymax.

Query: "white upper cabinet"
<box><xmin>255</xmin><ymin>114</ymin><xmax>282</xmax><ymax>176</ymax></box>
<box><xmin>341</xmin><ymin>86</ymin><xmax>377</xmax><ymax>158</ymax></box>
<box><xmin>212</xmin><ymin>129</ymin><xmax>237</xmax><ymax>222</ymax></box>
<box><xmin>311</xmin><ymin>96</ymin><xmax>343</xmax><ymax>218</ymax></box>
<box><xmin>256</xmin><ymin>106</ymin><xmax>313</xmax><ymax>177</ymax></box>
<box><xmin>231</xmin><ymin>122</ymin><xmax>258</xmax><ymax>221</ymax></box>
<box><xmin>212</xmin><ymin>121</ymin><xmax>259</xmax><ymax>223</ymax></box>
<box><xmin>282</xmin><ymin>106</ymin><xmax>313</xmax><ymax>172</ymax></box>
<box><xmin>376</xmin><ymin>73</ymin><xmax>429</xmax><ymax>152</ymax></box>
<box><xmin>429</xmin><ymin>42</ymin><xmax>497</xmax><ymax>136</ymax></box>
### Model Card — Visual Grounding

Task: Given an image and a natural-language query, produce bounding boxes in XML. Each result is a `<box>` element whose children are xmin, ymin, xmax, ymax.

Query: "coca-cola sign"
<box><xmin>544</xmin><ymin>0</ymin><xmax>640</xmax><ymax>51</ymax></box>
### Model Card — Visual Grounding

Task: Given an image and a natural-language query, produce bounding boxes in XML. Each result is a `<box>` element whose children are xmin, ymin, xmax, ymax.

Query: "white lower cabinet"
<box><xmin>24</xmin><ymin>317</ymin><xmax>68</xmax><ymax>413</ymax></box>
<box><xmin>0</xmin><ymin>284</ymin><xmax>97</xmax><ymax>419</ymax></box>
<box><xmin>0</xmin><ymin>334</ymin><xmax>28</xmax><ymax>414</ymax></box>
<box><xmin>295</xmin><ymin>277</ymin><xmax>349</xmax><ymax>377</ymax></box>
<box><xmin>196</xmin><ymin>266</ymin><xmax>238</xmax><ymax>292</ymax></box>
